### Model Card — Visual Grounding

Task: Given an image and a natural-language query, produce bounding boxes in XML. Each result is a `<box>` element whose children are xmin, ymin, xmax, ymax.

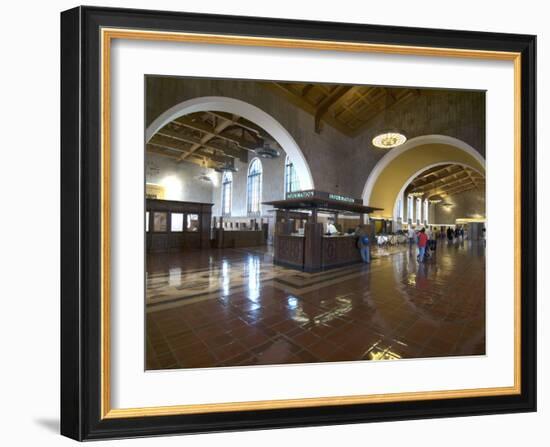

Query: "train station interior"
<box><xmin>144</xmin><ymin>76</ymin><xmax>486</xmax><ymax>370</ymax></box>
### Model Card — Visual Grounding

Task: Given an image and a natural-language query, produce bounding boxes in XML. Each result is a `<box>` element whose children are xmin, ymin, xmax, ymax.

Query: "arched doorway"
<box><xmin>362</xmin><ymin>135</ymin><xmax>485</xmax><ymax>223</ymax></box>
<box><xmin>146</xmin><ymin>96</ymin><xmax>314</xmax><ymax>190</ymax></box>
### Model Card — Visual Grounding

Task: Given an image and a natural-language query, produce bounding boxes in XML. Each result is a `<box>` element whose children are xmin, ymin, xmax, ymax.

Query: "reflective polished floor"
<box><xmin>146</xmin><ymin>239</ymin><xmax>486</xmax><ymax>370</ymax></box>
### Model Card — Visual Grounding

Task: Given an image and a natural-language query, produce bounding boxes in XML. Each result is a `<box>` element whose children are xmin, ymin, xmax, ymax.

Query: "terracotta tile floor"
<box><xmin>146</xmin><ymin>240</ymin><xmax>486</xmax><ymax>370</ymax></box>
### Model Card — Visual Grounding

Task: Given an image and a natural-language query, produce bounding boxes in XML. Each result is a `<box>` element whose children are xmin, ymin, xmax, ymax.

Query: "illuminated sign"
<box><xmin>287</xmin><ymin>190</ymin><xmax>314</xmax><ymax>200</ymax></box>
<box><xmin>285</xmin><ymin>190</ymin><xmax>362</xmax><ymax>204</ymax></box>
<box><xmin>328</xmin><ymin>193</ymin><xmax>355</xmax><ymax>203</ymax></box>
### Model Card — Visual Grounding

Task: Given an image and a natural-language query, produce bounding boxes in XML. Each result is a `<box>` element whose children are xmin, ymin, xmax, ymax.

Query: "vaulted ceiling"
<box><xmin>147</xmin><ymin>82</ymin><xmax>424</xmax><ymax>167</ymax></box>
<box><xmin>147</xmin><ymin>111</ymin><xmax>276</xmax><ymax>169</ymax></box>
<box><xmin>407</xmin><ymin>164</ymin><xmax>485</xmax><ymax>199</ymax></box>
<box><xmin>262</xmin><ymin>82</ymin><xmax>421</xmax><ymax>137</ymax></box>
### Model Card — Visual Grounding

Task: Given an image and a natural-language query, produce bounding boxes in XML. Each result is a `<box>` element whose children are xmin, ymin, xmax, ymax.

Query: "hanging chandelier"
<box><xmin>196</xmin><ymin>159</ymin><xmax>213</xmax><ymax>182</ymax></box>
<box><xmin>372</xmin><ymin>91</ymin><xmax>407</xmax><ymax>149</ymax></box>
<box><xmin>428</xmin><ymin>195</ymin><xmax>443</xmax><ymax>204</ymax></box>
<box><xmin>255</xmin><ymin>142</ymin><xmax>280</xmax><ymax>159</ymax></box>
<box><xmin>372</xmin><ymin>131</ymin><xmax>407</xmax><ymax>149</ymax></box>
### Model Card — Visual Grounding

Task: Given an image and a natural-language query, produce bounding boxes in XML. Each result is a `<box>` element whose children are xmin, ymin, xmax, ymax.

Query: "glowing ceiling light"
<box><xmin>372</xmin><ymin>131</ymin><xmax>407</xmax><ymax>149</ymax></box>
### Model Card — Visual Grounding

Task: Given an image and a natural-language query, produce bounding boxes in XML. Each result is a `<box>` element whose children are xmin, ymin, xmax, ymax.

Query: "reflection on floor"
<box><xmin>146</xmin><ymin>240</ymin><xmax>486</xmax><ymax>370</ymax></box>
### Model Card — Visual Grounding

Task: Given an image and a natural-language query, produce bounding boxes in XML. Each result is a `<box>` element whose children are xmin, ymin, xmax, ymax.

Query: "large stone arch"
<box><xmin>391</xmin><ymin>161</ymin><xmax>485</xmax><ymax>219</ymax></box>
<box><xmin>146</xmin><ymin>96</ymin><xmax>314</xmax><ymax>190</ymax></box>
<box><xmin>362</xmin><ymin>135</ymin><xmax>485</xmax><ymax>219</ymax></box>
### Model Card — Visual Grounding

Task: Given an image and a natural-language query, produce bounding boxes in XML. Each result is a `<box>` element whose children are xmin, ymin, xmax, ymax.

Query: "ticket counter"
<box><xmin>146</xmin><ymin>199</ymin><xmax>212</xmax><ymax>253</ymax></box>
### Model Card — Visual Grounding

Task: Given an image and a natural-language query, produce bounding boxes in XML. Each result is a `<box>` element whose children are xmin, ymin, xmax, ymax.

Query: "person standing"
<box><xmin>429</xmin><ymin>226</ymin><xmax>437</xmax><ymax>251</ymax></box>
<box><xmin>408</xmin><ymin>226</ymin><xmax>415</xmax><ymax>249</ymax></box>
<box><xmin>447</xmin><ymin>227</ymin><xmax>454</xmax><ymax>242</ymax></box>
<box><xmin>326</xmin><ymin>218</ymin><xmax>338</xmax><ymax>235</ymax></box>
<box><xmin>357</xmin><ymin>231</ymin><xmax>370</xmax><ymax>263</ymax></box>
<box><xmin>417</xmin><ymin>228</ymin><xmax>428</xmax><ymax>262</ymax></box>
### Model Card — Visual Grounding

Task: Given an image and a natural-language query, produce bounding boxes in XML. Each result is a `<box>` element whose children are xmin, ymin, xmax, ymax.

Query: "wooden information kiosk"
<box><xmin>264</xmin><ymin>190</ymin><xmax>381</xmax><ymax>272</ymax></box>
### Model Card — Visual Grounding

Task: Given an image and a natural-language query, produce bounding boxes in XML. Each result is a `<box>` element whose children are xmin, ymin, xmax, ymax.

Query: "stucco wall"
<box><xmin>146</xmin><ymin>153</ymin><xmax>214</xmax><ymax>203</ymax></box>
<box><xmin>347</xmin><ymin>90</ymin><xmax>486</xmax><ymax>198</ymax></box>
<box><xmin>431</xmin><ymin>189</ymin><xmax>486</xmax><ymax>225</ymax></box>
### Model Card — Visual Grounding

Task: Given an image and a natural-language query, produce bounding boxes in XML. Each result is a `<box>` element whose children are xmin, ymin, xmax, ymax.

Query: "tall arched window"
<box><xmin>247</xmin><ymin>158</ymin><xmax>263</xmax><ymax>215</ymax></box>
<box><xmin>396</xmin><ymin>197</ymin><xmax>403</xmax><ymax>221</ymax></box>
<box><xmin>221</xmin><ymin>171</ymin><xmax>232</xmax><ymax>216</ymax></box>
<box><xmin>423</xmin><ymin>199</ymin><xmax>429</xmax><ymax>225</ymax></box>
<box><xmin>416</xmin><ymin>198</ymin><xmax>422</xmax><ymax>224</ymax></box>
<box><xmin>407</xmin><ymin>195</ymin><xmax>414</xmax><ymax>222</ymax></box>
<box><xmin>284</xmin><ymin>155</ymin><xmax>300</xmax><ymax>197</ymax></box>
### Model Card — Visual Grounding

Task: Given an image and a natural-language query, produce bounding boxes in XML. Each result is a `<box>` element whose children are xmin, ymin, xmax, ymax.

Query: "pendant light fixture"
<box><xmin>372</xmin><ymin>89</ymin><xmax>407</xmax><ymax>149</ymax></box>
<box><xmin>196</xmin><ymin>159</ymin><xmax>213</xmax><ymax>183</ymax></box>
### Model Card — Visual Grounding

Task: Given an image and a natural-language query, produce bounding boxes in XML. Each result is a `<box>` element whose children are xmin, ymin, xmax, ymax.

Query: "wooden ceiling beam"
<box><xmin>314</xmin><ymin>85</ymin><xmax>354</xmax><ymax>133</ymax></box>
<box><xmin>463</xmin><ymin>168</ymin><xmax>485</xmax><ymax>191</ymax></box>
<box><xmin>414</xmin><ymin>176</ymin><xmax>476</xmax><ymax>198</ymax></box>
<box><xmin>149</xmin><ymin>135</ymin><xmax>190</xmax><ymax>153</ymax></box>
<box><xmin>149</xmin><ymin>136</ymin><xmax>232</xmax><ymax>165</ymax></box>
<box><xmin>411</xmin><ymin>170</ymin><xmax>471</xmax><ymax>193</ymax></box>
<box><xmin>146</xmin><ymin>144</ymin><xmax>214</xmax><ymax>166</ymax></box>
<box><xmin>207</xmin><ymin>112</ymin><xmax>265</xmax><ymax>137</ymax></box>
<box><xmin>263</xmin><ymin>82</ymin><xmax>355</xmax><ymax>136</ymax></box>
<box><xmin>156</xmin><ymin>128</ymin><xmax>247</xmax><ymax>162</ymax></box>
<box><xmin>173</xmin><ymin>116</ymin><xmax>257</xmax><ymax>151</ymax></box>
<box><xmin>350</xmin><ymin>89</ymin><xmax>421</xmax><ymax>136</ymax></box>
<box><xmin>413</xmin><ymin>165</ymin><xmax>455</xmax><ymax>183</ymax></box>
<box><xmin>441</xmin><ymin>178</ymin><xmax>485</xmax><ymax>196</ymax></box>
<box><xmin>179</xmin><ymin>115</ymin><xmax>235</xmax><ymax>161</ymax></box>
<box><xmin>441</xmin><ymin>184</ymin><xmax>478</xmax><ymax>196</ymax></box>
<box><xmin>301</xmin><ymin>84</ymin><xmax>314</xmax><ymax>97</ymax></box>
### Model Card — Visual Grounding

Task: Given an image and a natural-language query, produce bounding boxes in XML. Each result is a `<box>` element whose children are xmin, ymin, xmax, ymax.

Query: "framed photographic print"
<box><xmin>60</xmin><ymin>6</ymin><xmax>537</xmax><ymax>441</ymax></box>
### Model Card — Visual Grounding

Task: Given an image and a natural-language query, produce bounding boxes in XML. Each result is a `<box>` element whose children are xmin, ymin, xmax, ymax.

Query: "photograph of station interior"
<box><xmin>145</xmin><ymin>76</ymin><xmax>487</xmax><ymax>370</ymax></box>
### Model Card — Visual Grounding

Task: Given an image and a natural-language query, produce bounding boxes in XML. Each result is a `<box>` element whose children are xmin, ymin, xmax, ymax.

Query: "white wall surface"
<box><xmin>146</xmin><ymin>153</ymin><xmax>215</xmax><ymax>203</ymax></box>
<box><xmin>0</xmin><ymin>1</ymin><xmax>546</xmax><ymax>447</ymax></box>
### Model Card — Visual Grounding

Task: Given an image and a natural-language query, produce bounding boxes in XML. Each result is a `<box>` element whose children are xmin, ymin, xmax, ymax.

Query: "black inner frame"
<box><xmin>60</xmin><ymin>6</ymin><xmax>536</xmax><ymax>441</ymax></box>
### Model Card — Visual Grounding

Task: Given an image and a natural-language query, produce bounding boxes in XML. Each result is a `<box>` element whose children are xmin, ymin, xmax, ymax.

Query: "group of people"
<box><xmin>444</xmin><ymin>226</ymin><xmax>466</xmax><ymax>241</ymax></box>
<box><xmin>353</xmin><ymin>223</ymin><xmax>485</xmax><ymax>266</ymax></box>
<box><xmin>407</xmin><ymin>226</ymin><xmax>439</xmax><ymax>263</ymax></box>
<box><xmin>409</xmin><ymin>225</ymin><xmax>472</xmax><ymax>262</ymax></box>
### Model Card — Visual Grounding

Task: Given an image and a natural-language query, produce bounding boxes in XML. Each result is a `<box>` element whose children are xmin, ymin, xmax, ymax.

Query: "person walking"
<box><xmin>407</xmin><ymin>226</ymin><xmax>415</xmax><ymax>249</ymax></box>
<box><xmin>357</xmin><ymin>230</ymin><xmax>370</xmax><ymax>263</ymax></box>
<box><xmin>446</xmin><ymin>226</ymin><xmax>454</xmax><ymax>242</ymax></box>
<box><xmin>429</xmin><ymin>226</ymin><xmax>437</xmax><ymax>252</ymax></box>
<box><xmin>417</xmin><ymin>228</ymin><xmax>428</xmax><ymax>262</ymax></box>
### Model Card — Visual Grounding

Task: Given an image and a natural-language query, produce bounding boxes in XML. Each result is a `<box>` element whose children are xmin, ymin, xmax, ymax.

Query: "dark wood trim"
<box><xmin>146</xmin><ymin>199</ymin><xmax>212</xmax><ymax>252</ymax></box>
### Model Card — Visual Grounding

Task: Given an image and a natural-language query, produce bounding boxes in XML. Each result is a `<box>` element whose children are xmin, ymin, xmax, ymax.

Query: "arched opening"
<box><xmin>391</xmin><ymin>162</ymin><xmax>485</xmax><ymax>221</ymax></box>
<box><xmin>246</xmin><ymin>158</ymin><xmax>263</xmax><ymax>216</ymax></box>
<box><xmin>362</xmin><ymin>135</ymin><xmax>485</xmax><ymax>223</ymax></box>
<box><xmin>146</xmin><ymin>96</ymin><xmax>314</xmax><ymax>190</ymax></box>
<box><xmin>220</xmin><ymin>171</ymin><xmax>233</xmax><ymax>216</ymax></box>
<box><xmin>284</xmin><ymin>154</ymin><xmax>300</xmax><ymax>198</ymax></box>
